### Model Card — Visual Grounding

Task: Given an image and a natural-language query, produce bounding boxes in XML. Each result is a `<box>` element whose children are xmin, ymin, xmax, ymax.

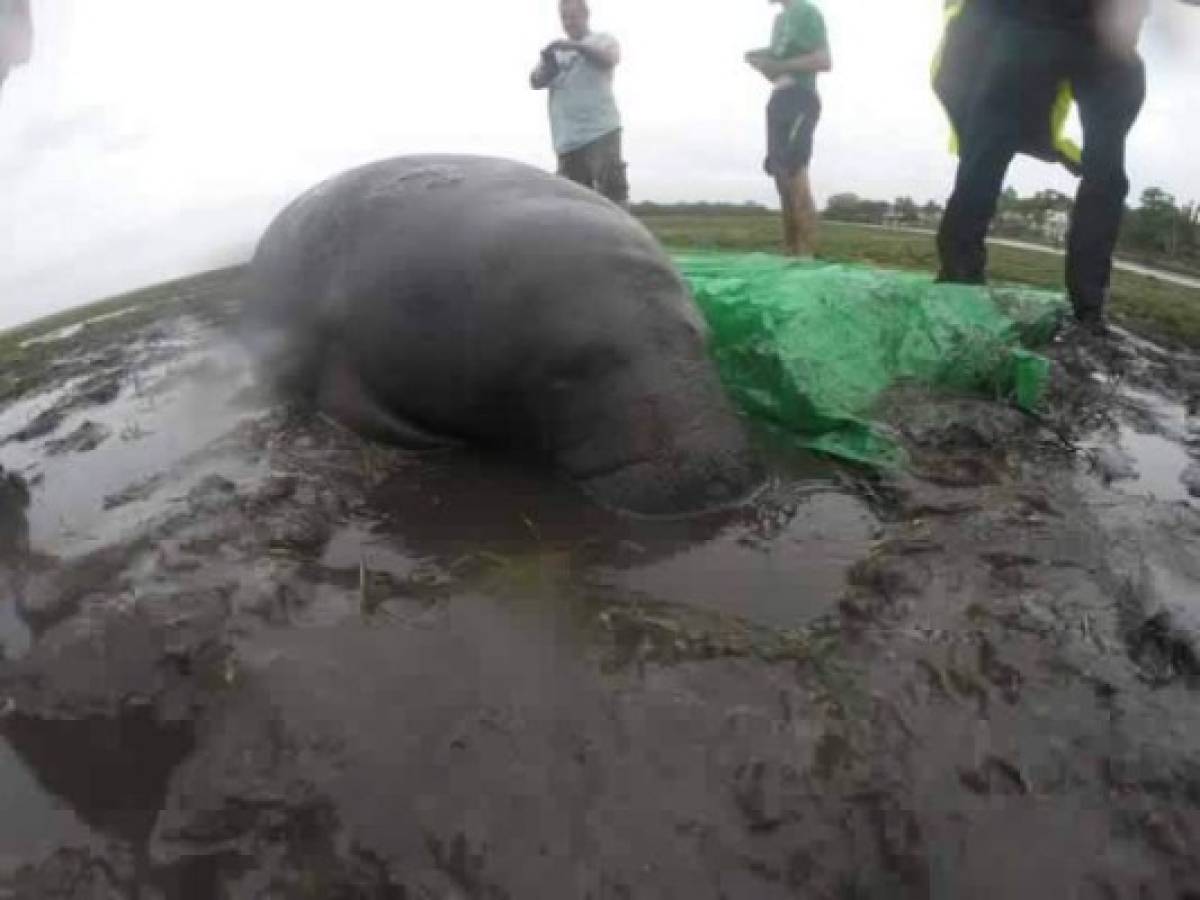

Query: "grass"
<box><xmin>0</xmin><ymin>266</ymin><xmax>244</xmax><ymax>353</ymax></box>
<box><xmin>3</xmin><ymin>215</ymin><xmax>1199</xmax><ymax>363</ymax></box>
<box><xmin>0</xmin><ymin>266</ymin><xmax>245</xmax><ymax>408</ymax></box>
<box><xmin>642</xmin><ymin>214</ymin><xmax>1200</xmax><ymax>350</ymax></box>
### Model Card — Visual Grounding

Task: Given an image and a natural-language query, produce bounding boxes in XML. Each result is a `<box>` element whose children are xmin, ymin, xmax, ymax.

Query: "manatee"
<box><xmin>244</xmin><ymin>155</ymin><xmax>762</xmax><ymax>515</ymax></box>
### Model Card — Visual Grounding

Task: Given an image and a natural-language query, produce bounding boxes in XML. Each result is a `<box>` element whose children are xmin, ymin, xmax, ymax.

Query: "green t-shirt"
<box><xmin>769</xmin><ymin>1</ymin><xmax>828</xmax><ymax>92</ymax></box>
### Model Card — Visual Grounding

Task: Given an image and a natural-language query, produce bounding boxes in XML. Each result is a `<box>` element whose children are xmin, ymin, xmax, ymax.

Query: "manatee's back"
<box><xmin>245</xmin><ymin>156</ymin><xmax>574</xmax><ymax>396</ymax></box>
<box><xmin>244</xmin><ymin>155</ymin><xmax>684</xmax><ymax>434</ymax></box>
<box><xmin>243</xmin><ymin>166</ymin><xmax>363</xmax><ymax>397</ymax></box>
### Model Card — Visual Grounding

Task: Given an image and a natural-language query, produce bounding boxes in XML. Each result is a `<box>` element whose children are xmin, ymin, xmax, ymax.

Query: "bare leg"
<box><xmin>775</xmin><ymin>175</ymin><xmax>798</xmax><ymax>255</ymax></box>
<box><xmin>789</xmin><ymin>167</ymin><xmax>819</xmax><ymax>257</ymax></box>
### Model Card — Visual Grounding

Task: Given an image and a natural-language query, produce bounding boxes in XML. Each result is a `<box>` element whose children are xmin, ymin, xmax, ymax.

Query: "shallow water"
<box><xmin>3</xmin><ymin>294</ymin><xmax>1200</xmax><ymax>894</ymax></box>
<box><xmin>0</xmin><ymin>740</ymin><xmax>94</xmax><ymax>873</ymax></box>
<box><xmin>1108</xmin><ymin>385</ymin><xmax>1196</xmax><ymax>505</ymax></box>
<box><xmin>0</xmin><ymin>318</ymin><xmax>266</xmax><ymax>558</ymax></box>
<box><xmin>0</xmin><ymin>305</ymin><xmax>882</xmax><ymax>881</ymax></box>
<box><xmin>1118</xmin><ymin>425</ymin><xmax>1195</xmax><ymax>503</ymax></box>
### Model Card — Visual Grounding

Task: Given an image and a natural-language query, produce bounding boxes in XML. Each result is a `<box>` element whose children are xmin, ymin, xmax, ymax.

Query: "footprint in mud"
<box><xmin>3</xmin><ymin>374</ymin><xmax>122</xmax><ymax>446</ymax></box>
<box><xmin>959</xmin><ymin>756</ymin><xmax>1031</xmax><ymax>797</ymax></box>
<box><xmin>5</xmin><ymin>407</ymin><xmax>64</xmax><ymax>445</ymax></box>
<box><xmin>102</xmin><ymin>473</ymin><xmax>165</xmax><ymax>511</ymax></box>
<box><xmin>44</xmin><ymin>421</ymin><xmax>111</xmax><ymax>457</ymax></box>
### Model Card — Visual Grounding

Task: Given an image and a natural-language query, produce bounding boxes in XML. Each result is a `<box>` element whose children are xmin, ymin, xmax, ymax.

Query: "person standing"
<box><xmin>936</xmin><ymin>0</ymin><xmax>1149</xmax><ymax>335</ymax></box>
<box><xmin>745</xmin><ymin>0</ymin><xmax>831</xmax><ymax>258</ymax></box>
<box><xmin>531</xmin><ymin>0</ymin><xmax>629</xmax><ymax>207</ymax></box>
<box><xmin>0</xmin><ymin>0</ymin><xmax>33</xmax><ymax>98</ymax></box>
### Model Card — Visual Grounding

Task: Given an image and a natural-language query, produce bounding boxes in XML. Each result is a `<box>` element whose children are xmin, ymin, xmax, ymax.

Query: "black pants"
<box><xmin>937</xmin><ymin>17</ymin><xmax>1145</xmax><ymax>323</ymax></box>
<box><xmin>764</xmin><ymin>85</ymin><xmax>821</xmax><ymax>179</ymax></box>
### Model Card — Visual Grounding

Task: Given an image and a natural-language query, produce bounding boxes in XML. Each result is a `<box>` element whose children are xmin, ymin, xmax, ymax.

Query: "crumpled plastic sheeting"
<box><xmin>676</xmin><ymin>251</ymin><xmax>1069</xmax><ymax>467</ymax></box>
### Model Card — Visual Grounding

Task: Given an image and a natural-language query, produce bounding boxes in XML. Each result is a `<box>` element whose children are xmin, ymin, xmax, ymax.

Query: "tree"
<box><xmin>824</xmin><ymin>193</ymin><xmax>890</xmax><ymax>224</ymax></box>
<box><xmin>997</xmin><ymin>187</ymin><xmax>1021</xmax><ymax>216</ymax></box>
<box><xmin>825</xmin><ymin>193</ymin><xmax>863</xmax><ymax>215</ymax></box>
<box><xmin>1033</xmin><ymin>189</ymin><xmax>1073</xmax><ymax>212</ymax></box>
<box><xmin>893</xmin><ymin>197</ymin><xmax>919</xmax><ymax>223</ymax></box>
<box><xmin>1140</xmin><ymin>187</ymin><xmax>1177</xmax><ymax>212</ymax></box>
<box><xmin>1179</xmin><ymin>202</ymin><xmax>1199</xmax><ymax>256</ymax></box>
<box><xmin>1007</xmin><ymin>189</ymin><xmax>1073</xmax><ymax>232</ymax></box>
<box><xmin>1122</xmin><ymin>187</ymin><xmax>1181</xmax><ymax>255</ymax></box>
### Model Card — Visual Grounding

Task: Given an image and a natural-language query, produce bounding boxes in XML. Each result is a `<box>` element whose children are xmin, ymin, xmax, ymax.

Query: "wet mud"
<box><xmin>0</xmin><ymin>271</ymin><xmax>1199</xmax><ymax>897</ymax></box>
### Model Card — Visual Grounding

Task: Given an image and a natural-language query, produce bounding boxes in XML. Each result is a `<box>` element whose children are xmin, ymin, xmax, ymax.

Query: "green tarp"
<box><xmin>674</xmin><ymin>251</ymin><xmax>1070</xmax><ymax>468</ymax></box>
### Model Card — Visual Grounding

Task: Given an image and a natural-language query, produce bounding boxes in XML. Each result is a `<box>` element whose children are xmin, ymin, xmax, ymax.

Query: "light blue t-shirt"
<box><xmin>547</xmin><ymin>32</ymin><xmax>622</xmax><ymax>155</ymax></box>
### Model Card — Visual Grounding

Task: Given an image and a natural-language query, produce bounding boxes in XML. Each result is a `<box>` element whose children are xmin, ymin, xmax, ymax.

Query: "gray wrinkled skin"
<box><xmin>243</xmin><ymin>155</ymin><xmax>763</xmax><ymax>516</ymax></box>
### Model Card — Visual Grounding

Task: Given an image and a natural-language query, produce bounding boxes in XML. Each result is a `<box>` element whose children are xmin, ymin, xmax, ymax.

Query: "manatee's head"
<box><xmin>569</xmin><ymin>406</ymin><xmax>766</xmax><ymax>518</ymax></box>
<box><xmin>557</xmin><ymin>352</ymin><xmax>766</xmax><ymax>518</ymax></box>
<box><xmin>522</xmin><ymin>223</ymin><xmax>765</xmax><ymax>517</ymax></box>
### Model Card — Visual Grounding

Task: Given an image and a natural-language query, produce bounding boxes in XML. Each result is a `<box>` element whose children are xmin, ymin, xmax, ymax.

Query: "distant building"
<box><xmin>1043</xmin><ymin>210</ymin><xmax>1069</xmax><ymax>246</ymax></box>
<box><xmin>995</xmin><ymin>211</ymin><xmax>1026</xmax><ymax>232</ymax></box>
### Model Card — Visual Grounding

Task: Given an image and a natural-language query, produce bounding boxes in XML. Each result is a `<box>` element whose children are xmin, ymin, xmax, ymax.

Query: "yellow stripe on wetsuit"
<box><xmin>931</xmin><ymin>0</ymin><xmax>1081</xmax><ymax>168</ymax></box>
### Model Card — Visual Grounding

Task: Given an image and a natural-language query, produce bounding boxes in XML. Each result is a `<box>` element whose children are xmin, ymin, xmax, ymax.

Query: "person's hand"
<box><xmin>745</xmin><ymin>50</ymin><xmax>784</xmax><ymax>78</ymax></box>
<box><xmin>757</xmin><ymin>59</ymin><xmax>785</xmax><ymax>78</ymax></box>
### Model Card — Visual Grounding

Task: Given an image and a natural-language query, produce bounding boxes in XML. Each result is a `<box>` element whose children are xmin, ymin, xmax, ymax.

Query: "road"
<box><xmin>989</xmin><ymin>236</ymin><xmax>1200</xmax><ymax>290</ymax></box>
<box><xmin>860</xmin><ymin>224</ymin><xmax>1200</xmax><ymax>291</ymax></box>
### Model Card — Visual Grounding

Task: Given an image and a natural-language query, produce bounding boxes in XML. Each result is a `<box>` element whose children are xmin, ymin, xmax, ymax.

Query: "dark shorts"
<box><xmin>765</xmin><ymin>86</ymin><xmax>821</xmax><ymax>178</ymax></box>
<box><xmin>557</xmin><ymin>128</ymin><xmax>629</xmax><ymax>206</ymax></box>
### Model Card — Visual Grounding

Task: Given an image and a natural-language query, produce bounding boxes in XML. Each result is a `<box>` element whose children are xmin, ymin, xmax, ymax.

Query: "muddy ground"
<box><xmin>0</xmin><ymin>271</ymin><xmax>1199</xmax><ymax>899</ymax></box>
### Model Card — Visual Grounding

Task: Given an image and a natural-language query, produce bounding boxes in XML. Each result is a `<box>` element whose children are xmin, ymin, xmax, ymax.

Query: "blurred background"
<box><xmin>0</xmin><ymin>0</ymin><xmax>1196</xmax><ymax>328</ymax></box>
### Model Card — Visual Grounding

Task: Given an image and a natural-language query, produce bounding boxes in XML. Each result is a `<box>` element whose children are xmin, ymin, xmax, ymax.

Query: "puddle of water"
<box><xmin>321</xmin><ymin>521</ymin><xmax>421</xmax><ymax>579</ymax></box>
<box><xmin>0</xmin><ymin>589</ymin><xmax>30</xmax><ymax>658</ymax></box>
<box><xmin>329</xmin><ymin>451</ymin><xmax>878</xmax><ymax>630</ymax></box>
<box><xmin>0</xmin><ymin>319</ymin><xmax>268</xmax><ymax>558</ymax></box>
<box><xmin>0</xmin><ymin>300</ymin><xmax>879</xmax><ymax>877</ymax></box>
<box><xmin>1116</xmin><ymin>426</ymin><xmax>1195</xmax><ymax>504</ymax></box>
<box><xmin>1147</xmin><ymin>562</ymin><xmax>1200</xmax><ymax>634</ymax></box>
<box><xmin>1</xmin><ymin>313</ymin><xmax>264</xmax><ymax>878</ymax></box>
<box><xmin>2</xmin><ymin>713</ymin><xmax>193</xmax><ymax>845</ymax></box>
<box><xmin>611</xmin><ymin>490</ymin><xmax>878</xmax><ymax>627</ymax></box>
<box><xmin>1110</xmin><ymin>387</ymin><xmax>1196</xmax><ymax>506</ymax></box>
<box><xmin>0</xmin><ymin>739</ymin><xmax>95</xmax><ymax>876</ymax></box>
<box><xmin>0</xmin><ymin>711</ymin><xmax>195</xmax><ymax>882</ymax></box>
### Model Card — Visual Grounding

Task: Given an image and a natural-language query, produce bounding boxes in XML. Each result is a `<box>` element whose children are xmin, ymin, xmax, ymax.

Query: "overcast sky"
<box><xmin>1</xmin><ymin>0</ymin><xmax>1197</xmax><ymax>329</ymax></box>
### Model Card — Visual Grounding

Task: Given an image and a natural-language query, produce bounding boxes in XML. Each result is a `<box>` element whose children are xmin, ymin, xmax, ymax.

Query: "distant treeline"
<box><xmin>631</xmin><ymin>201</ymin><xmax>769</xmax><ymax>217</ymax></box>
<box><xmin>821</xmin><ymin>187</ymin><xmax>1200</xmax><ymax>274</ymax></box>
<box><xmin>633</xmin><ymin>192</ymin><xmax>1199</xmax><ymax>275</ymax></box>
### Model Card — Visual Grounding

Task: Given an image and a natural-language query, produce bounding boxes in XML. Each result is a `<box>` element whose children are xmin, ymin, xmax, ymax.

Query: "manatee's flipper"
<box><xmin>315</xmin><ymin>351</ymin><xmax>456</xmax><ymax>450</ymax></box>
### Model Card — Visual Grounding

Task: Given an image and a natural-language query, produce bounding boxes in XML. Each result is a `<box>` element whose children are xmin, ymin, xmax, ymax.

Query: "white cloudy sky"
<box><xmin>1</xmin><ymin>0</ymin><xmax>1197</xmax><ymax>329</ymax></box>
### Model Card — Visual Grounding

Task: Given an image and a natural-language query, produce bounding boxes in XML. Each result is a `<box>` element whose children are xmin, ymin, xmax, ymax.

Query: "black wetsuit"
<box><xmin>937</xmin><ymin>0</ymin><xmax>1146</xmax><ymax>326</ymax></box>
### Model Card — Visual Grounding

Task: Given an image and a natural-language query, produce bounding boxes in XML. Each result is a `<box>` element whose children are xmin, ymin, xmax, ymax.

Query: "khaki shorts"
<box><xmin>557</xmin><ymin>129</ymin><xmax>629</xmax><ymax>207</ymax></box>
